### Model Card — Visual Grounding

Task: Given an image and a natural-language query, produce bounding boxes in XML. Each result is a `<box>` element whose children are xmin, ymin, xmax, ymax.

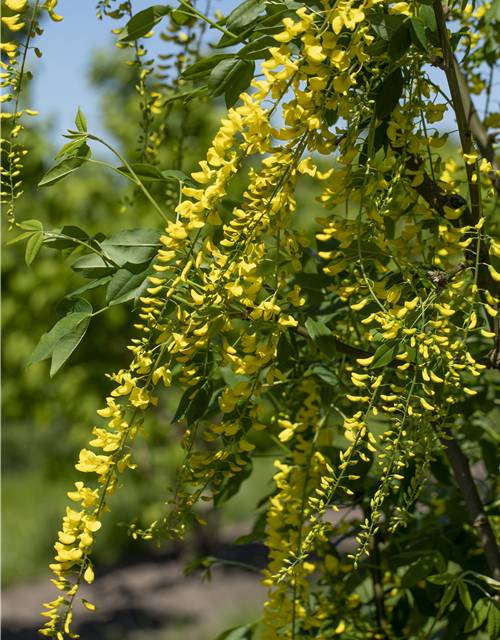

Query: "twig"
<box><xmin>290</xmin><ymin>326</ymin><xmax>400</xmax><ymax>369</ymax></box>
<box><xmin>439</xmin><ymin>427</ymin><xmax>500</xmax><ymax>582</ymax></box>
<box><xmin>403</xmin><ymin>152</ymin><xmax>500</xmax><ymax>366</ymax></box>
<box><xmin>428</xmin><ymin>260</ymin><xmax>474</xmax><ymax>293</ymax></box>
<box><xmin>289</xmin><ymin>324</ymin><xmax>493</xmax><ymax>371</ymax></box>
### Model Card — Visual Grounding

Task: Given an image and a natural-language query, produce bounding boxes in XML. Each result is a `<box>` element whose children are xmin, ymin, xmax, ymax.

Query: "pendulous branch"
<box><xmin>439</xmin><ymin>427</ymin><xmax>500</xmax><ymax>582</ymax></box>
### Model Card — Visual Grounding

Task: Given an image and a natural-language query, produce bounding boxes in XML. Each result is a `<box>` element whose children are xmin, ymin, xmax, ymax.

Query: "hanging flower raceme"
<box><xmin>34</xmin><ymin>0</ymin><xmax>500</xmax><ymax>636</ymax></box>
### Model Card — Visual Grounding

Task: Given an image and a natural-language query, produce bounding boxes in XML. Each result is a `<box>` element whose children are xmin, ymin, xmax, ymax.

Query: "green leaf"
<box><xmin>387</xmin><ymin>22</ymin><xmax>411</xmax><ymax>63</ymax></box>
<box><xmin>480</xmin><ymin>438</ymin><xmax>500</xmax><ymax>476</ymax></box>
<box><xmin>225</xmin><ymin>63</ymin><xmax>255</xmax><ymax>108</ymax></box>
<box><xmin>376</xmin><ymin>68</ymin><xmax>404</xmax><ymax>119</ymax></box>
<box><xmin>75</xmin><ymin>106</ymin><xmax>87</xmax><ymax>132</ymax></box>
<box><xmin>305</xmin><ymin>317</ymin><xmax>337</xmax><ymax>359</ymax></box>
<box><xmin>438</xmin><ymin>581</ymin><xmax>457</xmax><ymax>615</ymax></box>
<box><xmin>62</xmin><ymin>131</ymin><xmax>89</xmax><ymax>139</ymax></box>
<box><xmin>171</xmin><ymin>2</ymin><xmax>196</xmax><ymax>26</ymax></box>
<box><xmin>27</xmin><ymin>311</ymin><xmax>92</xmax><ymax>368</ymax></box>
<box><xmin>70</xmin><ymin>254</ymin><xmax>118</xmax><ymax>279</ymax></box>
<box><xmin>206</xmin><ymin>315</ymin><xmax>227</xmax><ymax>339</ymax></box>
<box><xmin>50</xmin><ymin>314</ymin><xmax>91</xmax><ymax>377</ymax></box>
<box><xmin>208</xmin><ymin>58</ymin><xmax>255</xmax><ymax>108</ymax></box>
<box><xmin>101</xmin><ymin>228</ymin><xmax>161</xmax><ymax>264</ymax></box>
<box><xmin>419</xmin><ymin>4</ymin><xmax>437</xmax><ymax>30</ymax></box>
<box><xmin>427</xmin><ymin>572</ymin><xmax>456</xmax><ymax>585</ymax></box>
<box><xmin>400</xmin><ymin>552</ymin><xmax>445</xmax><ymax>589</ymax></box>
<box><xmin>25</xmin><ymin>232</ymin><xmax>44</xmax><ymax>267</ymax></box>
<box><xmin>365</xmin><ymin>39</ymin><xmax>389</xmax><ymax>57</ymax></box>
<box><xmin>371</xmin><ymin>341</ymin><xmax>399</xmax><ymax>369</ymax></box>
<box><xmin>116</xmin><ymin>163</ymin><xmax>166</xmax><ymax>181</ymax></box>
<box><xmin>56</xmin><ymin>297</ymin><xmax>93</xmax><ymax>321</ymax></box>
<box><xmin>488</xmin><ymin>601</ymin><xmax>500</xmax><ymax>639</ymax></box>
<box><xmin>106</xmin><ymin>261</ymin><xmax>159</xmax><ymax>306</ymax></box>
<box><xmin>71</xmin><ymin>228</ymin><xmax>161</xmax><ymax>278</ymax></box>
<box><xmin>237</xmin><ymin>36</ymin><xmax>279</xmax><ymax>60</ymax></box>
<box><xmin>171</xmin><ymin>379</ymin><xmax>206</xmax><ymax>424</ymax></box>
<box><xmin>483</xmin><ymin>0</ymin><xmax>500</xmax><ymax>24</ymax></box>
<box><xmin>367</xmin><ymin>14</ymin><xmax>404</xmax><ymax>40</ymax></box>
<box><xmin>161</xmin><ymin>169</ymin><xmax>196</xmax><ymax>186</ymax></box>
<box><xmin>341</xmin><ymin>240</ymin><xmax>384</xmax><ymax>264</ymax></box>
<box><xmin>227</xmin><ymin>0</ymin><xmax>265</xmax><ymax>31</ymax></box>
<box><xmin>308</xmin><ymin>362</ymin><xmax>339</xmax><ymax>386</ymax></box>
<box><xmin>449</xmin><ymin>26</ymin><xmax>469</xmax><ymax>53</ymax></box>
<box><xmin>276</xmin><ymin>331</ymin><xmax>298</xmax><ymax>366</ymax></box>
<box><xmin>211</xmin><ymin>623</ymin><xmax>252</xmax><ymax>640</ymax></box>
<box><xmin>409</xmin><ymin>17</ymin><xmax>428</xmax><ymax>53</ymax></box>
<box><xmin>214</xmin><ymin>457</ymin><xmax>253</xmax><ymax>507</ymax></box>
<box><xmin>43</xmin><ymin>226</ymin><xmax>90</xmax><ymax>250</ymax></box>
<box><xmin>66</xmin><ymin>276</ymin><xmax>113</xmax><ymax>298</ymax></box>
<box><xmin>181</xmin><ymin>54</ymin><xmax>235</xmax><ymax>80</ymax></box>
<box><xmin>118</xmin><ymin>5</ymin><xmax>171</xmax><ymax>41</ymax></box>
<box><xmin>186</xmin><ymin>380</ymin><xmax>214</xmax><ymax>426</ymax></box>
<box><xmin>183</xmin><ymin>86</ymin><xmax>209</xmax><ymax>103</ymax></box>
<box><xmin>54</xmin><ymin>136</ymin><xmax>88</xmax><ymax>161</ymax></box>
<box><xmin>469</xmin><ymin>572</ymin><xmax>500</xmax><ymax>590</ymax></box>
<box><xmin>38</xmin><ymin>154</ymin><xmax>90</xmax><ymax>189</ymax></box>
<box><xmin>18</xmin><ymin>219</ymin><xmax>43</xmax><ymax>231</ymax></box>
<box><xmin>5</xmin><ymin>230</ymin><xmax>35</xmax><ymax>245</ymax></box>
<box><xmin>464</xmin><ymin>597</ymin><xmax>491</xmax><ymax>632</ymax></box>
<box><xmin>285</xmin><ymin>0</ymin><xmax>324</xmax><ymax>9</ymax></box>
<box><xmin>458</xmin><ymin>581</ymin><xmax>472</xmax><ymax>612</ymax></box>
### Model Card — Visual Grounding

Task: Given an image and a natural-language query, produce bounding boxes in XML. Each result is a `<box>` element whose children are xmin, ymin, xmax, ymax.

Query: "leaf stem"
<box><xmin>43</xmin><ymin>232</ymin><xmax>121</xmax><ymax>269</ymax></box>
<box><xmin>175</xmin><ymin>0</ymin><xmax>238</xmax><ymax>39</ymax></box>
<box><xmin>85</xmin><ymin>134</ymin><xmax>169</xmax><ymax>224</ymax></box>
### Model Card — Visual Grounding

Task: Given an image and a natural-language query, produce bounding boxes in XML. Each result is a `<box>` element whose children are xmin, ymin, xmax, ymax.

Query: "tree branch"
<box><xmin>404</xmin><ymin>154</ymin><xmax>500</xmax><ymax>368</ymax></box>
<box><xmin>428</xmin><ymin>260</ymin><xmax>474</xmax><ymax>293</ymax></box>
<box><xmin>453</xmin><ymin>57</ymin><xmax>500</xmax><ymax>194</ymax></box>
<box><xmin>433</xmin><ymin>0</ymin><xmax>481</xmax><ymax>224</ymax></box>
<box><xmin>439</xmin><ymin>427</ymin><xmax>500</xmax><ymax>582</ymax></box>
<box><xmin>291</xmin><ymin>326</ymin><xmax>392</xmax><ymax>364</ymax></box>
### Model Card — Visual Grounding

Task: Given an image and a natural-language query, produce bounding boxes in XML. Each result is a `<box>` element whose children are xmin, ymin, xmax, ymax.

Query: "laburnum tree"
<box><xmin>2</xmin><ymin>0</ymin><xmax>500</xmax><ymax>638</ymax></box>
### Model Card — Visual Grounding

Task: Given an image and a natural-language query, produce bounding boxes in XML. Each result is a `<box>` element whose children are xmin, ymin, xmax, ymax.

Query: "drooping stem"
<box><xmin>363</xmin><ymin>503</ymin><xmax>389</xmax><ymax>639</ymax></box>
<box><xmin>176</xmin><ymin>0</ymin><xmax>239</xmax><ymax>39</ymax></box>
<box><xmin>440</xmin><ymin>427</ymin><xmax>500</xmax><ymax>582</ymax></box>
<box><xmin>86</xmin><ymin>133</ymin><xmax>169</xmax><ymax>224</ymax></box>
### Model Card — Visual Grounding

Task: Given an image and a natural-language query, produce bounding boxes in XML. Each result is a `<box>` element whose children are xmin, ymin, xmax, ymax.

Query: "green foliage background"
<box><xmin>1</xmin><ymin>46</ymin><xmax>228</xmax><ymax>585</ymax></box>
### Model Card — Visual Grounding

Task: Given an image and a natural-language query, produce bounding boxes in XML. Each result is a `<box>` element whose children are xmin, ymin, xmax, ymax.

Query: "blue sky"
<box><xmin>29</xmin><ymin>2</ymin><xmax>489</xmax><ymax>160</ymax></box>
<box><xmin>31</xmin><ymin>3</ymin><xmax>183</xmax><ymax>147</ymax></box>
<box><xmin>30</xmin><ymin>1</ymin><xmax>234</xmax><ymax>151</ymax></box>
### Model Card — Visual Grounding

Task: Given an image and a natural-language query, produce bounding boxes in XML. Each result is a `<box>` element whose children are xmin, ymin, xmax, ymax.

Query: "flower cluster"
<box><xmin>1</xmin><ymin>0</ymin><xmax>63</xmax><ymax>228</ymax></box>
<box><xmin>35</xmin><ymin>0</ymin><xmax>500</xmax><ymax>637</ymax></box>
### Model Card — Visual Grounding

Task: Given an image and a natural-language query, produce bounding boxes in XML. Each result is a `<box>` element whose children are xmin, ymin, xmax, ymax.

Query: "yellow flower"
<box><xmin>480</xmin><ymin>158</ymin><xmax>492</xmax><ymax>172</ymax></box>
<box><xmin>1</xmin><ymin>14</ymin><xmax>25</xmax><ymax>32</ymax></box>
<box><xmin>463</xmin><ymin>151</ymin><xmax>478</xmax><ymax>165</ymax></box>
<box><xmin>0</xmin><ymin>41</ymin><xmax>19</xmax><ymax>56</ymax></box>
<box><xmin>6</xmin><ymin>0</ymin><xmax>28</xmax><ymax>9</ymax></box>
<box><xmin>40</xmin><ymin>0</ymin><xmax>63</xmax><ymax>21</ymax></box>
<box><xmin>420</xmin><ymin>398</ymin><xmax>435</xmax><ymax>411</ymax></box>
<box><xmin>84</xmin><ymin>566</ymin><xmax>95</xmax><ymax>584</ymax></box>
